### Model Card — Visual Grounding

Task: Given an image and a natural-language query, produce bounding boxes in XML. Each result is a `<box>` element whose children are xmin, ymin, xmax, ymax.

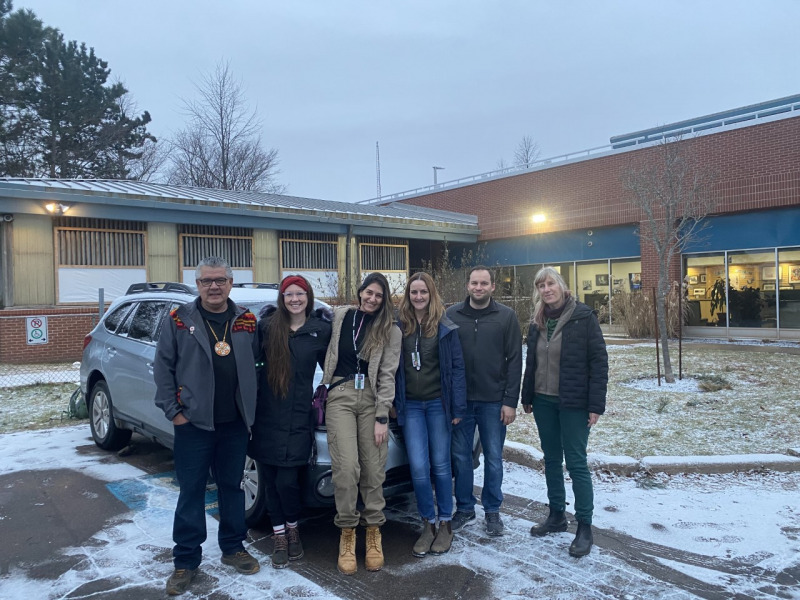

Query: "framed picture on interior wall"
<box><xmin>763</xmin><ymin>283</ymin><xmax>776</xmax><ymax>291</ymax></box>
<box><xmin>613</xmin><ymin>278</ymin><xmax>623</xmax><ymax>286</ymax></box>
<box><xmin>762</xmin><ymin>266</ymin><xmax>776</xmax><ymax>280</ymax></box>
<box><xmin>688</xmin><ymin>275</ymin><xmax>698</xmax><ymax>285</ymax></box>
<box><xmin>699</xmin><ymin>274</ymin><xmax>707</xmax><ymax>283</ymax></box>
<box><xmin>582</xmin><ymin>280</ymin><xmax>592</xmax><ymax>291</ymax></box>
<box><xmin>693</xmin><ymin>288</ymin><xmax>705</xmax><ymax>297</ymax></box>
<box><xmin>629</xmin><ymin>272</ymin><xmax>642</xmax><ymax>290</ymax></box>
<box><xmin>595</xmin><ymin>273</ymin><xmax>609</xmax><ymax>286</ymax></box>
<box><xmin>790</xmin><ymin>266</ymin><xmax>800</xmax><ymax>284</ymax></box>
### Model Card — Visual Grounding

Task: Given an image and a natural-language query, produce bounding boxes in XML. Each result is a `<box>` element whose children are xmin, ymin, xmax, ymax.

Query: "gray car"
<box><xmin>79</xmin><ymin>282</ymin><xmax>415</xmax><ymax>526</ymax></box>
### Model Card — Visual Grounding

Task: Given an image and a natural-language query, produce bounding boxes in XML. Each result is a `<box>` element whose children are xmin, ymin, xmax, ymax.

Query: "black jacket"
<box><xmin>248</xmin><ymin>307</ymin><xmax>332</xmax><ymax>467</ymax></box>
<box><xmin>445</xmin><ymin>297</ymin><xmax>522</xmax><ymax>408</ymax></box>
<box><xmin>521</xmin><ymin>302</ymin><xmax>608</xmax><ymax>415</ymax></box>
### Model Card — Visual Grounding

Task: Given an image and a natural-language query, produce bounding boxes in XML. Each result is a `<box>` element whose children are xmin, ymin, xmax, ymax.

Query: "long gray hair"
<box><xmin>531</xmin><ymin>266</ymin><xmax>571</xmax><ymax>330</ymax></box>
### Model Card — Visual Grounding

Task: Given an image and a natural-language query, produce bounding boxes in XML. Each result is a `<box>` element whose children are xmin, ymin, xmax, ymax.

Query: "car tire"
<box><xmin>89</xmin><ymin>380</ymin><xmax>132</xmax><ymax>451</ymax></box>
<box><xmin>243</xmin><ymin>455</ymin><xmax>270</xmax><ymax>528</ymax></box>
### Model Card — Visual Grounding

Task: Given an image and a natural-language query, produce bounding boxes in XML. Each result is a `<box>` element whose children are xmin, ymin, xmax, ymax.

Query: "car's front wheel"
<box><xmin>242</xmin><ymin>456</ymin><xmax>270</xmax><ymax>528</ymax></box>
<box><xmin>89</xmin><ymin>380</ymin><xmax>132</xmax><ymax>451</ymax></box>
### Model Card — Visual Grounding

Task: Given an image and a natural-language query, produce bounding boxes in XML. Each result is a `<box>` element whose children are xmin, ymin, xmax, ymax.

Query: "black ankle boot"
<box><xmin>530</xmin><ymin>509</ymin><xmax>568</xmax><ymax>537</ymax></box>
<box><xmin>569</xmin><ymin>521</ymin><xmax>593</xmax><ymax>557</ymax></box>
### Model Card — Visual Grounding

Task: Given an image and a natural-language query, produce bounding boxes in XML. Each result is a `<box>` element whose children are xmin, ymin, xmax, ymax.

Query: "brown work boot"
<box><xmin>430</xmin><ymin>520</ymin><xmax>453</xmax><ymax>555</ymax></box>
<box><xmin>365</xmin><ymin>526</ymin><xmax>384</xmax><ymax>571</ymax></box>
<box><xmin>337</xmin><ymin>527</ymin><xmax>357</xmax><ymax>575</ymax></box>
<box><xmin>166</xmin><ymin>568</ymin><xmax>197</xmax><ymax>596</ymax></box>
<box><xmin>221</xmin><ymin>549</ymin><xmax>260</xmax><ymax>574</ymax></box>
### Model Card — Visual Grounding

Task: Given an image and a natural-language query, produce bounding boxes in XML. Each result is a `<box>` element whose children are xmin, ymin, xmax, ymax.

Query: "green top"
<box><xmin>546</xmin><ymin>317</ymin><xmax>558</xmax><ymax>341</ymax></box>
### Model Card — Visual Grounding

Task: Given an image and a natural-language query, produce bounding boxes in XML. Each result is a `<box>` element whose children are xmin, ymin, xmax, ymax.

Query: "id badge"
<box><xmin>411</xmin><ymin>351</ymin><xmax>421</xmax><ymax>370</ymax></box>
<box><xmin>354</xmin><ymin>374</ymin><xmax>365</xmax><ymax>390</ymax></box>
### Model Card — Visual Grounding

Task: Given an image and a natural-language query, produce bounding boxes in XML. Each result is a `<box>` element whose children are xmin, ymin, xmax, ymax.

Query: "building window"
<box><xmin>359</xmin><ymin>236</ymin><xmax>408</xmax><ymax>296</ymax></box>
<box><xmin>778</xmin><ymin>247</ymin><xmax>800</xmax><ymax>329</ymax></box>
<box><xmin>280</xmin><ymin>232</ymin><xmax>337</xmax><ymax>270</ymax></box>
<box><xmin>56</xmin><ymin>222</ymin><xmax>145</xmax><ymax>267</ymax></box>
<box><xmin>179</xmin><ymin>225</ymin><xmax>253</xmax><ymax>284</ymax></box>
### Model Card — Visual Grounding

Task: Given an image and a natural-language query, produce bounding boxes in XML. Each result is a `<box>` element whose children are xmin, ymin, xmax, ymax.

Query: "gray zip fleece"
<box><xmin>534</xmin><ymin>296</ymin><xmax>577</xmax><ymax>397</ymax></box>
<box><xmin>154</xmin><ymin>298</ymin><xmax>258</xmax><ymax>431</ymax></box>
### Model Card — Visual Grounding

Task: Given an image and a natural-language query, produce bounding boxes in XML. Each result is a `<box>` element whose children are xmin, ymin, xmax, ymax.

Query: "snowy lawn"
<box><xmin>509</xmin><ymin>340</ymin><xmax>800</xmax><ymax>458</ymax></box>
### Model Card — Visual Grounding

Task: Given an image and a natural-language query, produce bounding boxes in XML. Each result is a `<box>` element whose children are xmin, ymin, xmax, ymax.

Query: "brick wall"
<box><xmin>0</xmin><ymin>307</ymin><xmax>98</xmax><ymax>364</ymax></box>
<box><xmin>395</xmin><ymin>117</ymin><xmax>800</xmax><ymax>289</ymax></box>
<box><xmin>398</xmin><ymin>117</ymin><xmax>800</xmax><ymax>238</ymax></box>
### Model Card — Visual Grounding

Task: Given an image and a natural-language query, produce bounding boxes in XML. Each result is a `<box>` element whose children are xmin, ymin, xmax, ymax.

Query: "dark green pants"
<box><xmin>532</xmin><ymin>394</ymin><xmax>594</xmax><ymax>524</ymax></box>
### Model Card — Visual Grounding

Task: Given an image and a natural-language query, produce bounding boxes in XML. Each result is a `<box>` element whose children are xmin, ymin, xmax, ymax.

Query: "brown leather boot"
<box><xmin>337</xmin><ymin>527</ymin><xmax>357</xmax><ymax>575</ymax></box>
<box><xmin>430</xmin><ymin>520</ymin><xmax>453</xmax><ymax>555</ymax></box>
<box><xmin>365</xmin><ymin>526</ymin><xmax>384</xmax><ymax>571</ymax></box>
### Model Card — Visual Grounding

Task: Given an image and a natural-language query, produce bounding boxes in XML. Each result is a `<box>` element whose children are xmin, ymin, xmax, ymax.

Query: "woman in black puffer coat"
<box><xmin>248</xmin><ymin>275</ymin><xmax>331</xmax><ymax>569</ymax></box>
<box><xmin>521</xmin><ymin>266</ymin><xmax>608</xmax><ymax>558</ymax></box>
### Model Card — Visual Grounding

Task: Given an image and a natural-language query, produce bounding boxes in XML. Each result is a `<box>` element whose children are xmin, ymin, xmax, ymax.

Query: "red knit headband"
<box><xmin>280</xmin><ymin>275</ymin><xmax>309</xmax><ymax>294</ymax></box>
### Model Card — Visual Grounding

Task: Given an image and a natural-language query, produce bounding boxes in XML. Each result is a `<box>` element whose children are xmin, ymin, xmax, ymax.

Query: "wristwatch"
<box><xmin>375</xmin><ymin>416</ymin><xmax>388</xmax><ymax>425</ymax></box>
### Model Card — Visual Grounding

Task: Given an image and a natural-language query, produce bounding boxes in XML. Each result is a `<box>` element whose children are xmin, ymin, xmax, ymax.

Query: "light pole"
<box><xmin>433</xmin><ymin>166</ymin><xmax>445</xmax><ymax>186</ymax></box>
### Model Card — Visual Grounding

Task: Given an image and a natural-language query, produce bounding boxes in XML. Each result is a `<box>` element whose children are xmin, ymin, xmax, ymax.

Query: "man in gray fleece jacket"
<box><xmin>154</xmin><ymin>257</ymin><xmax>259</xmax><ymax>596</ymax></box>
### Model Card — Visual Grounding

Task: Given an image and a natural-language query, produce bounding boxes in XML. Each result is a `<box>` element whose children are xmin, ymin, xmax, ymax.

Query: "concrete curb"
<box><xmin>503</xmin><ymin>440</ymin><xmax>800</xmax><ymax>476</ymax></box>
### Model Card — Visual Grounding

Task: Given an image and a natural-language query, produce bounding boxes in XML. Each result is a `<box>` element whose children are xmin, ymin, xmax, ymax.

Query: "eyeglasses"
<box><xmin>197</xmin><ymin>278</ymin><xmax>230</xmax><ymax>287</ymax></box>
<box><xmin>282</xmin><ymin>292</ymin><xmax>307</xmax><ymax>299</ymax></box>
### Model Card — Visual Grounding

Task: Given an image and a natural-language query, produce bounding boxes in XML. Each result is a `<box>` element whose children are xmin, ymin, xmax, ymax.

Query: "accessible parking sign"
<box><xmin>26</xmin><ymin>316</ymin><xmax>48</xmax><ymax>345</ymax></box>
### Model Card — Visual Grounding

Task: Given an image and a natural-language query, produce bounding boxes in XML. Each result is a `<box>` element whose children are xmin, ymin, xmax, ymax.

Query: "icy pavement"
<box><xmin>0</xmin><ymin>426</ymin><xmax>798</xmax><ymax>599</ymax></box>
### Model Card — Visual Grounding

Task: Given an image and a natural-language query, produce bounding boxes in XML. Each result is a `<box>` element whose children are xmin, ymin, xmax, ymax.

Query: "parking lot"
<box><xmin>1</xmin><ymin>425</ymin><xmax>799</xmax><ymax>599</ymax></box>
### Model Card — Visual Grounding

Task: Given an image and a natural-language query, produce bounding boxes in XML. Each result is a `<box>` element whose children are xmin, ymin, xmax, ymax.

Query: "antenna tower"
<box><xmin>375</xmin><ymin>141</ymin><xmax>382</xmax><ymax>201</ymax></box>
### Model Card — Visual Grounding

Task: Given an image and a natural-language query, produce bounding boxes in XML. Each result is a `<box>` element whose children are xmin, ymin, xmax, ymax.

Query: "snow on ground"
<box><xmin>1</xmin><ymin>426</ymin><xmax>799</xmax><ymax>599</ymax></box>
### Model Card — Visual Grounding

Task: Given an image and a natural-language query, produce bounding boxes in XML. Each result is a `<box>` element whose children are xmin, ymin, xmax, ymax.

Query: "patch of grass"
<box><xmin>696</xmin><ymin>374</ymin><xmax>733</xmax><ymax>392</ymax></box>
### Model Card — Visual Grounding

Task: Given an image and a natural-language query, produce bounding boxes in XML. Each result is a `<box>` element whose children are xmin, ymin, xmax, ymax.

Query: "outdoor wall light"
<box><xmin>45</xmin><ymin>202</ymin><xmax>71</xmax><ymax>216</ymax></box>
<box><xmin>531</xmin><ymin>213</ymin><xmax>546</xmax><ymax>223</ymax></box>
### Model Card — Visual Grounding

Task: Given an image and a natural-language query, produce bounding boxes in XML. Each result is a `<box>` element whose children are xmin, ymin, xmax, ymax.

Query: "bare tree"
<box><xmin>621</xmin><ymin>136</ymin><xmax>716</xmax><ymax>383</ymax></box>
<box><xmin>167</xmin><ymin>61</ymin><xmax>284</xmax><ymax>193</ymax></box>
<box><xmin>514</xmin><ymin>134</ymin><xmax>540</xmax><ymax>168</ymax></box>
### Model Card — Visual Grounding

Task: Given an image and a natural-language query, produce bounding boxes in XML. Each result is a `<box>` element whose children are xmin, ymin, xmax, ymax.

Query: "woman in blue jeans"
<box><xmin>521</xmin><ymin>266</ymin><xmax>608</xmax><ymax>557</ymax></box>
<box><xmin>395</xmin><ymin>272</ymin><xmax>467</xmax><ymax>557</ymax></box>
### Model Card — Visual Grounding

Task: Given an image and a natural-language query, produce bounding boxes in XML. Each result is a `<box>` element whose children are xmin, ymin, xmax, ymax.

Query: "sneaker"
<box><xmin>166</xmin><ymin>568</ymin><xmax>197</xmax><ymax>596</ymax></box>
<box><xmin>272</xmin><ymin>534</ymin><xmax>288</xmax><ymax>569</ymax></box>
<box><xmin>287</xmin><ymin>526</ymin><xmax>304</xmax><ymax>561</ymax></box>
<box><xmin>221</xmin><ymin>549</ymin><xmax>260</xmax><ymax>574</ymax></box>
<box><xmin>485</xmin><ymin>512</ymin><xmax>504</xmax><ymax>536</ymax></box>
<box><xmin>450</xmin><ymin>510</ymin><xmax>476</xmax><ymax>531</ymax></box>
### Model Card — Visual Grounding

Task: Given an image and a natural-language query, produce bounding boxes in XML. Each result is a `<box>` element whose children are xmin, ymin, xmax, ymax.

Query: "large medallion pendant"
<box><xmin>214</xmin><ymin>341</ymin><xmax>231</xmax><ymax>356</ymax></box>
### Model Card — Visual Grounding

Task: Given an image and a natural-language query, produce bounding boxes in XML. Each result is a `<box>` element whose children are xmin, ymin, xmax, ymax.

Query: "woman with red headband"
<box><xmin>248</xmin><ymin>275</ymin><xmax>331</xmax><ymax>569</ymax></box>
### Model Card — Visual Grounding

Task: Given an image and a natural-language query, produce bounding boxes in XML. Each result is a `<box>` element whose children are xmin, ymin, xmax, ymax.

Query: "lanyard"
<box><xmin>412</xmin><ymin>320</ymin><xmax>422</xmax><ymax>371</ymax></box>
<box><xmin>352</xmin><ymin>309</ymin><xmax>366</xmax><ymax>374</ymax></box>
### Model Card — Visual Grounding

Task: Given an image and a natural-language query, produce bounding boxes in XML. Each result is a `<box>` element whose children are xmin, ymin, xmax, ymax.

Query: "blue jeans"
<box><xmin>451</xmin><ymin>400</ymin><xmax>506</xmax><ymax>514</ymax></box>
<box><xmin>402</xmin><ymin>398</ymin><xmax>453</xmax><ymax>522</ymax></box>
<box><xmin>172</xmin><ymin>419</ymin><xmax>249</xmax><ymax>570</ymax></box>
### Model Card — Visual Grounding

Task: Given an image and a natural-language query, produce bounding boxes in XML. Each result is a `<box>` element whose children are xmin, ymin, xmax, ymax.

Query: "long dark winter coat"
<box><xmin>248</xmin><ymin>307</ymin><xmax>332</xmax><ymax>467</ymax></box>
<box><xmin>521</xmin><ymin>301</ymin><xmax>608</xmax><ymax>415</ymax></box>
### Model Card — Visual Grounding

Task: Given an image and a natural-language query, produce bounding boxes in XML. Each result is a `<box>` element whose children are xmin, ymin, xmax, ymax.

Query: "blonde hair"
<box><xmin>398</xmin><ymin>272</ymin><xmax>445</xmax><ymax>337</ymax></box>
<box><xmin>531</xmin><ymin>266</ymin><xmax>571</xmax><ymax>330</ymax></box>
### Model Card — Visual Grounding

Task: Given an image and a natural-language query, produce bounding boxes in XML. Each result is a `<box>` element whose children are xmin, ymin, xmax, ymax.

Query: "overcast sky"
<box><xmin>13</xmin><ymin>0</ymin><xmax>800</xmax><ymax>202</ymax></box>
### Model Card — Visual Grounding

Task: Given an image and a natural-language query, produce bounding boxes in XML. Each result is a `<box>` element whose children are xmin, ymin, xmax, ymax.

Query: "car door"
<box><xmin>106</xmin><ymin>300</ymin><xmax>173</xmax><ymax>441</ymax></box>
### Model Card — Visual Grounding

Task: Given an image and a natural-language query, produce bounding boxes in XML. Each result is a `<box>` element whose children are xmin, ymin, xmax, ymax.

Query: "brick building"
<box><xmin>381</xmin><ymin>95</ymin><xmax>800</xmax><ymax>339</ymax></box>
